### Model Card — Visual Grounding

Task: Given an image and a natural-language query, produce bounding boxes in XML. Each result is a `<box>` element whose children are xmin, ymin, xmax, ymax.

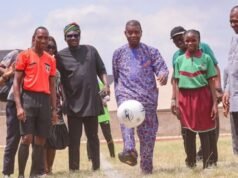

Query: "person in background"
<box><xmin>13</xmin><ymin>26</ymin><xmax>57</xmax><ymax>178</ymax></box>
<box><xmin>174</xmin><ymin>29</ymin><xmax>217</xmax><ymax>169</ymax></box>
<box><xmin>223</xmin><ymin>5</ymin><xmax>238</xmax><ymax>155</ymax></box>
<box><xmin>44</xmin><ymin>36</ymin><xmax>65</xmax><ymax>175</ymax></box>
<box><xmin>56</xmin><ymin>22</ymin><xmax>109</xmax><ymax>171</ymax></box>
<box><xmin>87</xmin><ymin>80</ymin><xmax>115</xmax><ymax>160</ymax></box>
<box><xmin>1</xmin><ymin>50</ymin><xmax>21</xmax><ymax>178</ymax></box>
<box><xmin>112</xmin><ymin>19</ymin><xmax>169</xmax><ymax>174</ymax></box>
<box><xmin>170</xmin><ymin>26</ymin><xmax>222</xmax><ymax>163</ymax></box>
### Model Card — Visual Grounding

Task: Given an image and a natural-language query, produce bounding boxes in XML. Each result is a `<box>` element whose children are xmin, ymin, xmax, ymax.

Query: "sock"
<box><xmin>30</xmin><ymin>144</ymin><xmax>44</xmax><ymax>176</ymax></box>
<box><xmin>108</xmin><ymin>140</ymin><xmax>115</xmax><ymax>157</ymax></box>
<box><xmin>18</xmin><ymin>144</ymin><xmax>30</xmax><ymax>176</ymax></box>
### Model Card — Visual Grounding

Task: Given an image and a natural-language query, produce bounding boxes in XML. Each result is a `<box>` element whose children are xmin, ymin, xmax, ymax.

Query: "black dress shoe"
<box><xmin>118</xmin><ymin>151</ymin><xmax>137</xmax><ymax>166</ymax></box>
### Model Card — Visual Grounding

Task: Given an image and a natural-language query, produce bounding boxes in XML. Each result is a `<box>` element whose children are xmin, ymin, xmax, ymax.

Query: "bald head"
<box><xmin>125</xmin><ymin>20</ymin><xmax>142</xmax><ymax>31</ymax></box>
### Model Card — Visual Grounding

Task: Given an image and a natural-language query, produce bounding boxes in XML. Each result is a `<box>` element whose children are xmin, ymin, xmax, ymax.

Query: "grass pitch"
<box><xmin>1</xmin><ymin>136</ymin><xmax>238</xmax><ymax>178</ymax></box>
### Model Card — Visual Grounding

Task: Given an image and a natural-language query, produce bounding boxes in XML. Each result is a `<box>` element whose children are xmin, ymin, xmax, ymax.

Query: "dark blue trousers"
<box><xmin>2</xmin><ymin>101</ymin><xmax>20</xmax><ymax>175</ymax></box>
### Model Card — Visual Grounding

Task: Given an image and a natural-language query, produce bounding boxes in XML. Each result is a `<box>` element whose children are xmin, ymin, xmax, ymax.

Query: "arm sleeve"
<box><xmin>223</xmin><ymin>67</ymin><xmax>229</xmax><ymax>92</ymax></box>
<box><xmin>94</xmin><ymin>48</ymin><xmax>107</xmax><ymax>76</ymax></box>
<box><xmin>151</xmin><ymin>48</ymin><xmax>169</xmax><ymax>78</ymax></box>
<box><xmin>15</xmin><ymin>51</ymin><xmax>26</xmax><ymax>71</ymax></box>
<box><xmin>206</xmin><ymin>55</ymin><xmax>217</xmax><ymax>79</ymax></box>
<box><xmin>112</xmin><ymin>50</ymin><xmax>119</xmax><ymax>84</ymax></box>
<box><xmin>55</xmin><ymin>53</ymin><xmax>62</xmax><ymax>71</ymax></box>
<box><xmin>174</xmin><ymin>57</ymin><xmax>180</xmax><ymax>79</ymax></box>
<box><xmin>200</xmin><ymin>43</ymin><xmax>218</xmax><ymax>65</ymax></box>
<box><xmin>50</xmin><ymin>57</ymin><xmax>56</xmax><ymax>77</ymax></box>
<box><xmin>172</xmin><ymin>52</ymin><xmax>178</xmax><ymax>69</ymax></box>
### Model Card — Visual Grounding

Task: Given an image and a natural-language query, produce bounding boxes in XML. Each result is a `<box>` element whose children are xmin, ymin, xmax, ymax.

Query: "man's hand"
<box><xmin>215</xmin><ymin>88</ymin><xmax>223</xmax><ymax>104</ymax></box>
<box><xmin>102</xmin><ymin>85</ymin><xmax>110</xmax><ymax>96</ymax></box>
<box><xmin>223</xmin><ymin>104</ymin><xmax>229</xmax><ymax>118</ymax></box>
<box><xmin>17</xmin><ymin>107</ymin><xmax>26</xmax><ymax>122</ymax></box>
<box><xmin>222</xmin><ymin>92</ymin><xmax>229</xmax><ymax>108</ymax></box>
<box><xmin>222</xmin><ymin>92</ymin><xmax>229</xmax><ymax>118</ymax></box>
<box><xmin>51</xmin><ymin>110</ymin><xmax>58</xmax><ymax>125</ymax></box>
<box><xmin>157</xmin><ymin>74</ymin><xmax>167</xmax><ymax>86</ymax></box>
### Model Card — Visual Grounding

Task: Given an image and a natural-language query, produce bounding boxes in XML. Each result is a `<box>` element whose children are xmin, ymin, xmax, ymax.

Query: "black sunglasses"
<box><xmin>66</xmin><ymin>34</ymin><xmax>79</xmax><ymax>39</ymax></box>
<box><xmin>48</xmin><ymin>45</ymin><xmax>56</xmax><ymax>50</ymax></box>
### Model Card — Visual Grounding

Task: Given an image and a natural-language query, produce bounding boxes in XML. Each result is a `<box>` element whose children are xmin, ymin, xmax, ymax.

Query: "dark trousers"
<box><xmin>230</xmin><ymin>112</ymin><xmax>238</xmax><ymax>154</ymax></box>
<box><xmin>230</xmin><ymin>112</ymin><xmax>238</xmax><ymax>135</ymax></box>
<box><xmin>87</xmin><ymin>121</ymin><xmax>115</xmax><ymax>159</ymax></box>
<box><xmin>184</xmin><ymin>129</ymin><xmax>217</xmax><ymax>168</ymax></box>
<box><xmin>68</xmin><ymin>116</ymin><xmax>99</xmax><ymax>170</ymax></box>
<box><xmin>2</xmin><ymin>101</ymin><xmax>20</xmax><ymax>175</ymax></box>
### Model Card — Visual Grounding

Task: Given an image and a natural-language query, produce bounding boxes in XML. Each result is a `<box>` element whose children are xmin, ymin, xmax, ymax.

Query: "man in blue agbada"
<box><xmin>112</xmin><ymin>20</ymin><xmax>169</xmax><ymax>174</ymax></box>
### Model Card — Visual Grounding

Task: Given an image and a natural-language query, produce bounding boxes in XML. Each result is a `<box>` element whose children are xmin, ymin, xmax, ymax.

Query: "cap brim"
<box><xmin>171</xmin><ymin>31</ymin><xmax>185</xmax><ymax>39</ymax></box>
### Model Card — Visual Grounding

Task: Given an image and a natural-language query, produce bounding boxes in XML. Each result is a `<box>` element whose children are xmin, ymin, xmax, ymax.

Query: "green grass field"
<box><xmin>1</xmin><ymin>136</ymin><xmax>238</xmax><ymax>178</ymax></box>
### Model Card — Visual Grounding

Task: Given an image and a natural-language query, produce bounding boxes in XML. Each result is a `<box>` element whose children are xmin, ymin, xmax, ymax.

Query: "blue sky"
<box><xmin>0</xmin><ymin>0</ymin><xmax>237</xmax><ymax>77</ymax></box>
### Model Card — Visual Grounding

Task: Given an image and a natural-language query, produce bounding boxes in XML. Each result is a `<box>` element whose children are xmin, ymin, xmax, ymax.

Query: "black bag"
<box><xmin>0</xmin><ymin>78</ymin><xmax>13</xmax><ymax>102</ymax></box>
<box><xmin>47</xmin><ymin>123</ymin><xmax>69</xmax><ymax>150</ymax></box>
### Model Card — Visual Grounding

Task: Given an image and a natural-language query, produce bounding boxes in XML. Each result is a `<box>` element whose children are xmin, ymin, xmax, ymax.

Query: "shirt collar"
<box><xmin>185</xmin><ymin>49</ymin><xmax>202</xmax><ymax>58</ymax></box>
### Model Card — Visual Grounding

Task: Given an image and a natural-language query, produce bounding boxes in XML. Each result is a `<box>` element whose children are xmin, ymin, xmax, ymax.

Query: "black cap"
<box><xmin>170</xmin><ymin>26</ymin><xmax>186</xmax><ymax>39</ymax></box>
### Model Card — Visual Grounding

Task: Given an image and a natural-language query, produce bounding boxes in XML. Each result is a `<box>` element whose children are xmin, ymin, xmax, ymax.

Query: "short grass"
<box><xmin>1</xmin><ymin>136</ymin><xmax>238</xmax><ymax>178</ymax></box>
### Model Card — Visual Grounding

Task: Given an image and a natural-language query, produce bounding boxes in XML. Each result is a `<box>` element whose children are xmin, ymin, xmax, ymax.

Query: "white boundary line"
<box><xmin>0</xmin><ymin>133</ymin><xmax>231</xmax><ymax>148</ymax></box>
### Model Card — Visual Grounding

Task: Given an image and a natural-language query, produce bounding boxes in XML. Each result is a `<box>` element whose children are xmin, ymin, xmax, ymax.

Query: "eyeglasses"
<box><xmin>48</xmin><ymin>45</ymin><xmax>56</xmax><ymax>50</ymax></box>
<box><xmin>66</xmin><ymin>34</ymin><xmax>79</xmax><ymax>39</ymax></box>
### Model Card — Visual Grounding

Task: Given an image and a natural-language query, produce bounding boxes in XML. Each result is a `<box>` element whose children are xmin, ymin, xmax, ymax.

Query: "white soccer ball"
<box><xmin>117</xmin><ymin>100</ymin><xmax>145</xmax><ymax>128</ymax></box>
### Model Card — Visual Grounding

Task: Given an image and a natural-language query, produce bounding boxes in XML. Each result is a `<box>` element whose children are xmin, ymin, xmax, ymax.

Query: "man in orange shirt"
<box><xmin>13</xmin><ymin>26</ymin><xmax>57</xmax><ymax>178</ymax></box>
